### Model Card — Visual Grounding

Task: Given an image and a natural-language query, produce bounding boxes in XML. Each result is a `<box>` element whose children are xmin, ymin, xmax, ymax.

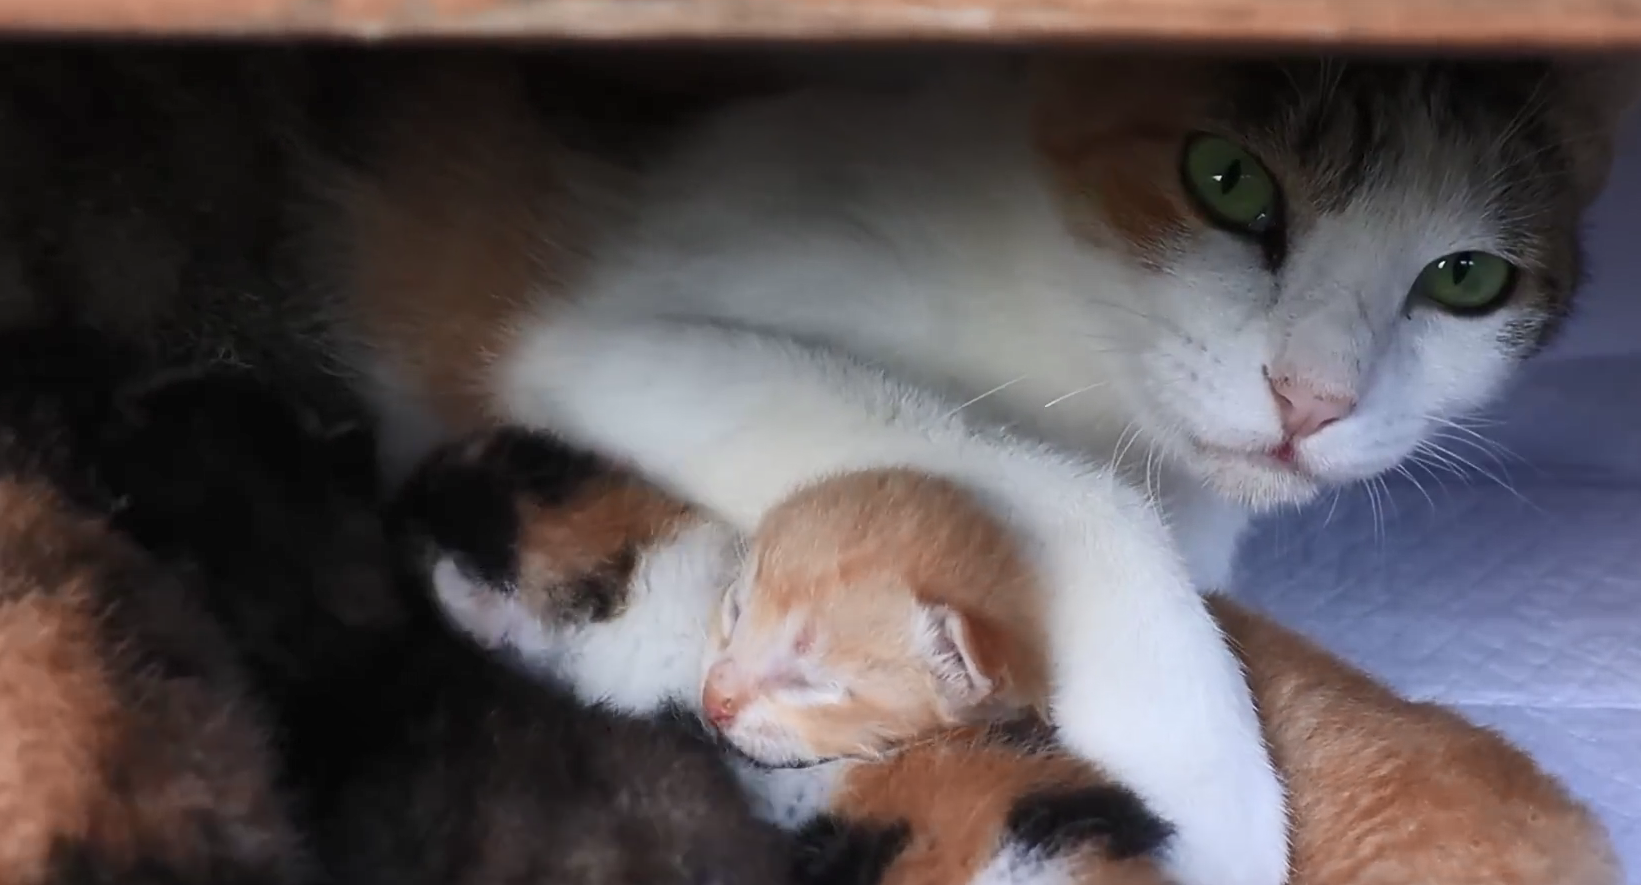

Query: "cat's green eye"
<box><xmin>1413</xmin><ymin>252</ymin><xmax>1516</xmax><ymax>314</ymax></box>
<box><xmin>1181</xmin><ymin>135</ymin><xmax>1280</xmax><ymax>235</ymax></box>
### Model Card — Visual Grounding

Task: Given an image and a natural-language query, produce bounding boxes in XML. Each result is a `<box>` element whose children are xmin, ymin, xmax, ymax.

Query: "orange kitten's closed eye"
<box><xmin>702</xmin><ymin>468</ymin><xmax>1049</xmax><ymax>766</ymax></box>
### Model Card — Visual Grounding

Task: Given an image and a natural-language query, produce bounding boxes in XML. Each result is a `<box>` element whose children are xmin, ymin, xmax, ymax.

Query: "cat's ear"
<box><xmin>1554</xmin><ymin>55</ymin><xmax>1641</xmax><ymax>206</ymax></box>
<box><xmin>912</xmin><ymin>601</ymin><xmax>1008</xmax><ymax>717</ymax></box>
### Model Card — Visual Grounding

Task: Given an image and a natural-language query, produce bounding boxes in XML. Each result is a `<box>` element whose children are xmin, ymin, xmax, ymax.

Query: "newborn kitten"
<box><xmin>99</xmin><ymin>371</ymin><xmax>799</xmax><ymax>885</ymax></box>
<box><xmin>405</xmin><ymin>425</ymin><xmax>1620</xmax><ymax>885</ymax></box>
<box><xmin>0</xmin><ymin>330</ymin><xmax>310</xmax><ymax>885</ymax></box>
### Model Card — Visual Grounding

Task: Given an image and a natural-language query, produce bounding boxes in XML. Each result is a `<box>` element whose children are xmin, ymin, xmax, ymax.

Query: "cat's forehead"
<box><xmin>1214</xmin><ymin>60</ymin><xmax>1572</xmax><ymax>228</ymax></box>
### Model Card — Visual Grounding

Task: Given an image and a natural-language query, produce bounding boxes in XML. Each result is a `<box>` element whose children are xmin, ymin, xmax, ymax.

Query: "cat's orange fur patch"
<box><xmin>330</xmin><ymin>61</ymin><xmax>617</xmax><ymax>430</ymax></box>
<box><xmin>1213</xmin><ymin>596</ymin><xmax>1621</xmax><ymax>885</ymax></box>
<box><xmin>1029</xmin><ymin>58</ymin><xmax>1214</xmax><ymax>265</ymax></box>
<box><xmin>0</xmin><ymin>479</ymin><xmax>301</xmax><ymax>882</ymax></box>
<box><xmin>516</xmin><ymin>475</ymin><xmax>694</xmax><ymax>613</ymax></box>
<box><xmin>837</xmin><ymin>724</ymin><xmax>1168</xmax><ymax>885</ymax></box>
<box><xmin>0</xmin><ymin>486</ymin><xmax>120</xmax><ymax>881</ymax></box>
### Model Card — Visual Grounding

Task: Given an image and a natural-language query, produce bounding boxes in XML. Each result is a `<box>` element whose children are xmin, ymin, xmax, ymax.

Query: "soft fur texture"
<box><xmin>404</xmin><ymin>424</ymin><xmax>1622</xmax><ymax>885</ymax></box>
<box><xmin>0</xmin><ymin>47</ymin><xmax>1633</xmax><ymax>885</ymax></box>
<box><xmin>313</xmin><ymin>53</ymin><xmax>1640</xmax><ymax>885</ymax></box>
<box><xmin>0</xmin><ymin>330</ymin><xmax>310</xmax><ymax>885</ymax></box>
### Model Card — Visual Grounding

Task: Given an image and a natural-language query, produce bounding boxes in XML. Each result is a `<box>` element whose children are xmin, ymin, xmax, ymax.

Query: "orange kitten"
<box><xmin>703</xmin><ymin>468</ymin><xmax>1050</xmax><ymax>765</ymax></box>
<box><xmin>403</xmin><ymin>426</ymin><xmax>1620</xmax><ymax>885</ymax></box>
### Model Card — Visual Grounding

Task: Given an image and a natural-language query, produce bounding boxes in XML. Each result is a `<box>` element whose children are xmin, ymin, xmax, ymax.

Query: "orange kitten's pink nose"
<box><xmin>701</xmin><ymin>661</ymin><xmax>744</xmax><ymax>727</ymax></box>
<box><xmin>1267</xmin><ymin>372</ymin><xmax>1356</xmax><ymax>440</ymax></box>
<box><xmin>702</xmin><ymin>685</ymin><xmax>740</xmax><ymax>727</ymax></box>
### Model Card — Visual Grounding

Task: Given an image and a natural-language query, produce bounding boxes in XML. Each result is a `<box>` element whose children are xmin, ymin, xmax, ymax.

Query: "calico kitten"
<box><xmin>315</xmin><ymin>53</ymin><xmax>1641</xmax><ymax>885</ymax></box>
<box><xmin>0</xmin><ymin>330</ymin><xmax>310</xmax><ymax>885</ymax></box>
<box><xmin>402</xmin><ymin>424</ymin><xmax>1621</xmax><ymax>885</ymax></box>
<box><xmin>102</xmin><ymin>371</ymin><xmax>797</xmax><ymax>885</ymax></box>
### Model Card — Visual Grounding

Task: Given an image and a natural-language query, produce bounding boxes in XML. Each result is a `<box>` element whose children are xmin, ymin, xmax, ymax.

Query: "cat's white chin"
<box><xmin>1192</xmin><ymin>446</ymin><xmax>1324</xmax><ymax>512</ymax></box>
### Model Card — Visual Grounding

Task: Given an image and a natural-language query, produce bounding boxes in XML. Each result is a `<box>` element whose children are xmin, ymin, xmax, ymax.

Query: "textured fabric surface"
<box><xmin>1237</xmin><ymin>356</ymin><xmax>1641</xmax><ymax>880</ymax></box>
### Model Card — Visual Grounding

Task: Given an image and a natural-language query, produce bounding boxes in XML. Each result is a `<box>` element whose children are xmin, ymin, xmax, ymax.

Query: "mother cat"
<box><xmin>0</xmin><ymin>47</ymin><xmax>1629</xmax><ymax>885</ymax></box>
<box><xmin>312</xmin><ymin>52</ymin><xmax>1636</xmax><ymax>885</ymax></box>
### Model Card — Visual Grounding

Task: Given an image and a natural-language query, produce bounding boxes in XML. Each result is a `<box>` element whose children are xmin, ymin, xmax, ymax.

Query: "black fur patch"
<box><xmin>393</xmin><ymin>427</ymin><xmax>620</xmax><ymax>593</ymax></box>
<box><xmin>480</xmin><ymin>426</ymin><xmax>616</xmax><ymax>508</ymax></box>
<box><xmin>1006</xmin><ymin>785</ymin><xmax>1174</xmax><ymax>862</ymax></box>
<box><xmin>0</xmin><ymin>325</ymin><xmax>137</xmax><ymax>509</ymax></box>
<box><xmin>44</xmin><ymin>832</ymin><xmax>295</xmax><ymax>885</ymax></box>
<box><xmin>791</xmin><ymin>815</ymin><xmax>910</xmax><ymax>885</ymax></box>
<box><xmin>562</xmin><ymin>545</ymin><xmax>639</xmax><ymax>622</ymax></box>
<box><xmin>393</xmin><ymin>444</ymin><xmax>525</xmax><ymax>592</ymax></box>
<box><xmin>983</xmin><ymin>715</ymin><xmax>1059</xmax><ymax>754</ymax></box>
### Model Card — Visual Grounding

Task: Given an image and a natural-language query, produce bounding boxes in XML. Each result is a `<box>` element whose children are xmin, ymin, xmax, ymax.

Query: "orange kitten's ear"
<box><xmin>913</xmin><ymin>601</ymin><xmax>1007</xmax><ymax>717</ymax></box>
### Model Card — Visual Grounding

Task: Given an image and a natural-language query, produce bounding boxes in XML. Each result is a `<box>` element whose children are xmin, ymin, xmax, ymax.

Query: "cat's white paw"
<box><xmin>1150</xmin><ymin>730</ymin><xmax>1289</xmax><ymax>885</ymax></box>
<box><xmin>1050</xmin><ymin>592</ymin><xmax>1289</xmax><ymax>885</ymax></box>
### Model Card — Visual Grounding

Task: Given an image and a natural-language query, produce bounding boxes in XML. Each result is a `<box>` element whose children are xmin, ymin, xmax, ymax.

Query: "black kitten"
<box><xmin>106</xmin><ymin>370</ymin><xmax>798</xmax><ymax>885</ymax></box>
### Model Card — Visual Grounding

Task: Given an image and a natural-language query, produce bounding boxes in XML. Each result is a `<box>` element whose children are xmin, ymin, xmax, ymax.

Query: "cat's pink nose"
<box><xmin>1267</xmin><ymin>373</ymin><xmax>1355</xmax><ymax>440</ymax></box>
<box><xmin>701</xmin><ymin>667</ymin><xmax>743</xmax><ymax>728</ymax></box>
<box><xmin>702</xmin><ymin>686</ymin><xmax>740</xmax><ymax>727</ymax></box>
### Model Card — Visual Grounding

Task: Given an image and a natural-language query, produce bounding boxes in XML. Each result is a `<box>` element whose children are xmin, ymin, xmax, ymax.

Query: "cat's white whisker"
<box><xmin>1042</xmin><ymin>382</ymin><xmax>1105</xmax><ymax>409</ymax></box>
<box><xmin>1321</xmin><ymin>488</ymin><xmax>1343</xmax><ymax>529</ymax></box>
<box><xmin>943</xmin><ymin>375</ymin><xmax>1029</xmax><ymax>420</ymax></box>
<box><xmin>1419</xmin><ymin>439</ymin><xmax>1534</xmax><ymax>508</ymax></box>
<box><xmin>1393</xmin><ymin>464</ymin><xmax>1437</xmax><ymax>512</ymax></box>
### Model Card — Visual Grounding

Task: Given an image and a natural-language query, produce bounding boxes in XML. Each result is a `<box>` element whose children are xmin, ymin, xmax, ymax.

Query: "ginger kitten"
<box><xmin>402</xmin><ymin>425</ymin><xmax>1620</xmax><ymax>885</ymax></box>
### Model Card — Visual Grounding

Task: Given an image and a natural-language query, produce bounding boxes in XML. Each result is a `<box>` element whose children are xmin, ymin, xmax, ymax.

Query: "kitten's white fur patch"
<box><xmin>433</xmin><ymin>521</ymin><xmax>741</xmax><ymax>717</ymax></box>
<box><xmin>971</xmin><ymin>842</ymin><xmax>1080</xmax><ymax>885</ymax></box>
<box><xmin>733</xmin><ymin>758</ymin><xmax>848</xmax><ymax>831</ymax></box>
<box><xmin>552</xmin><ymin>520</ymin><xmax>740</xmax><ymax>715</ymax></box>
<box><xmin>431</xmin><ymin>559</ymin><xmax>548</xmax><ymax>655</ymax></box>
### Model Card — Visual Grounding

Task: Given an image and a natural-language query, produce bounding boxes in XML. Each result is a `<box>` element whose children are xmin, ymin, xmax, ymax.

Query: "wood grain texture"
<box><xmin>1</xmin><ymin>0</ymin><xmax>1641</xmax><ymax>48</ymax></box>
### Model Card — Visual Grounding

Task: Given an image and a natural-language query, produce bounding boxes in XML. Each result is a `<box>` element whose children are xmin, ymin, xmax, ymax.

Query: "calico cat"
<box><xmin>309</xmin><ymin>52</ymin><xmax>1641</xmax><ymax>885</ymax></box>
<box><xmin>99</xmin><ymin>370</ymin><xmax>799</xmax><ymax>885</ymax></box>
<box><xmin>400</xmin><ymin>424</ymin><xmax>1621</xmax><ymax>885</ymax></box>
<box><xmin>0</xmin><ymin>330</ymin><xmax>311</xmax><ymax>885</ymax></box>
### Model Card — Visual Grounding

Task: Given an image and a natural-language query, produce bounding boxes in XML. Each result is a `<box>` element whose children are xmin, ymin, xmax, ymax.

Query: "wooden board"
<box><xmin>2</xmin><ymin>0</ymin><xmax>1641</xmax><ymax>49</ymax></box>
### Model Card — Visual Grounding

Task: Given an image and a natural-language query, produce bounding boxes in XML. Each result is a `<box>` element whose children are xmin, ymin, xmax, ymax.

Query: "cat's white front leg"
<box><xmin>962</xmin><ymin>453</ymin><xmax>1288</xmax><ymax>885</ymax></box>
<box><xmin>500</xmin><ymin>315</ymin><xmax>1289</xmax><ymax>885</ymax></box>
<box><xmin>498</xmin><ymin>314</ymin><xmax>952</xmax><ymax>528</ymax></box>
